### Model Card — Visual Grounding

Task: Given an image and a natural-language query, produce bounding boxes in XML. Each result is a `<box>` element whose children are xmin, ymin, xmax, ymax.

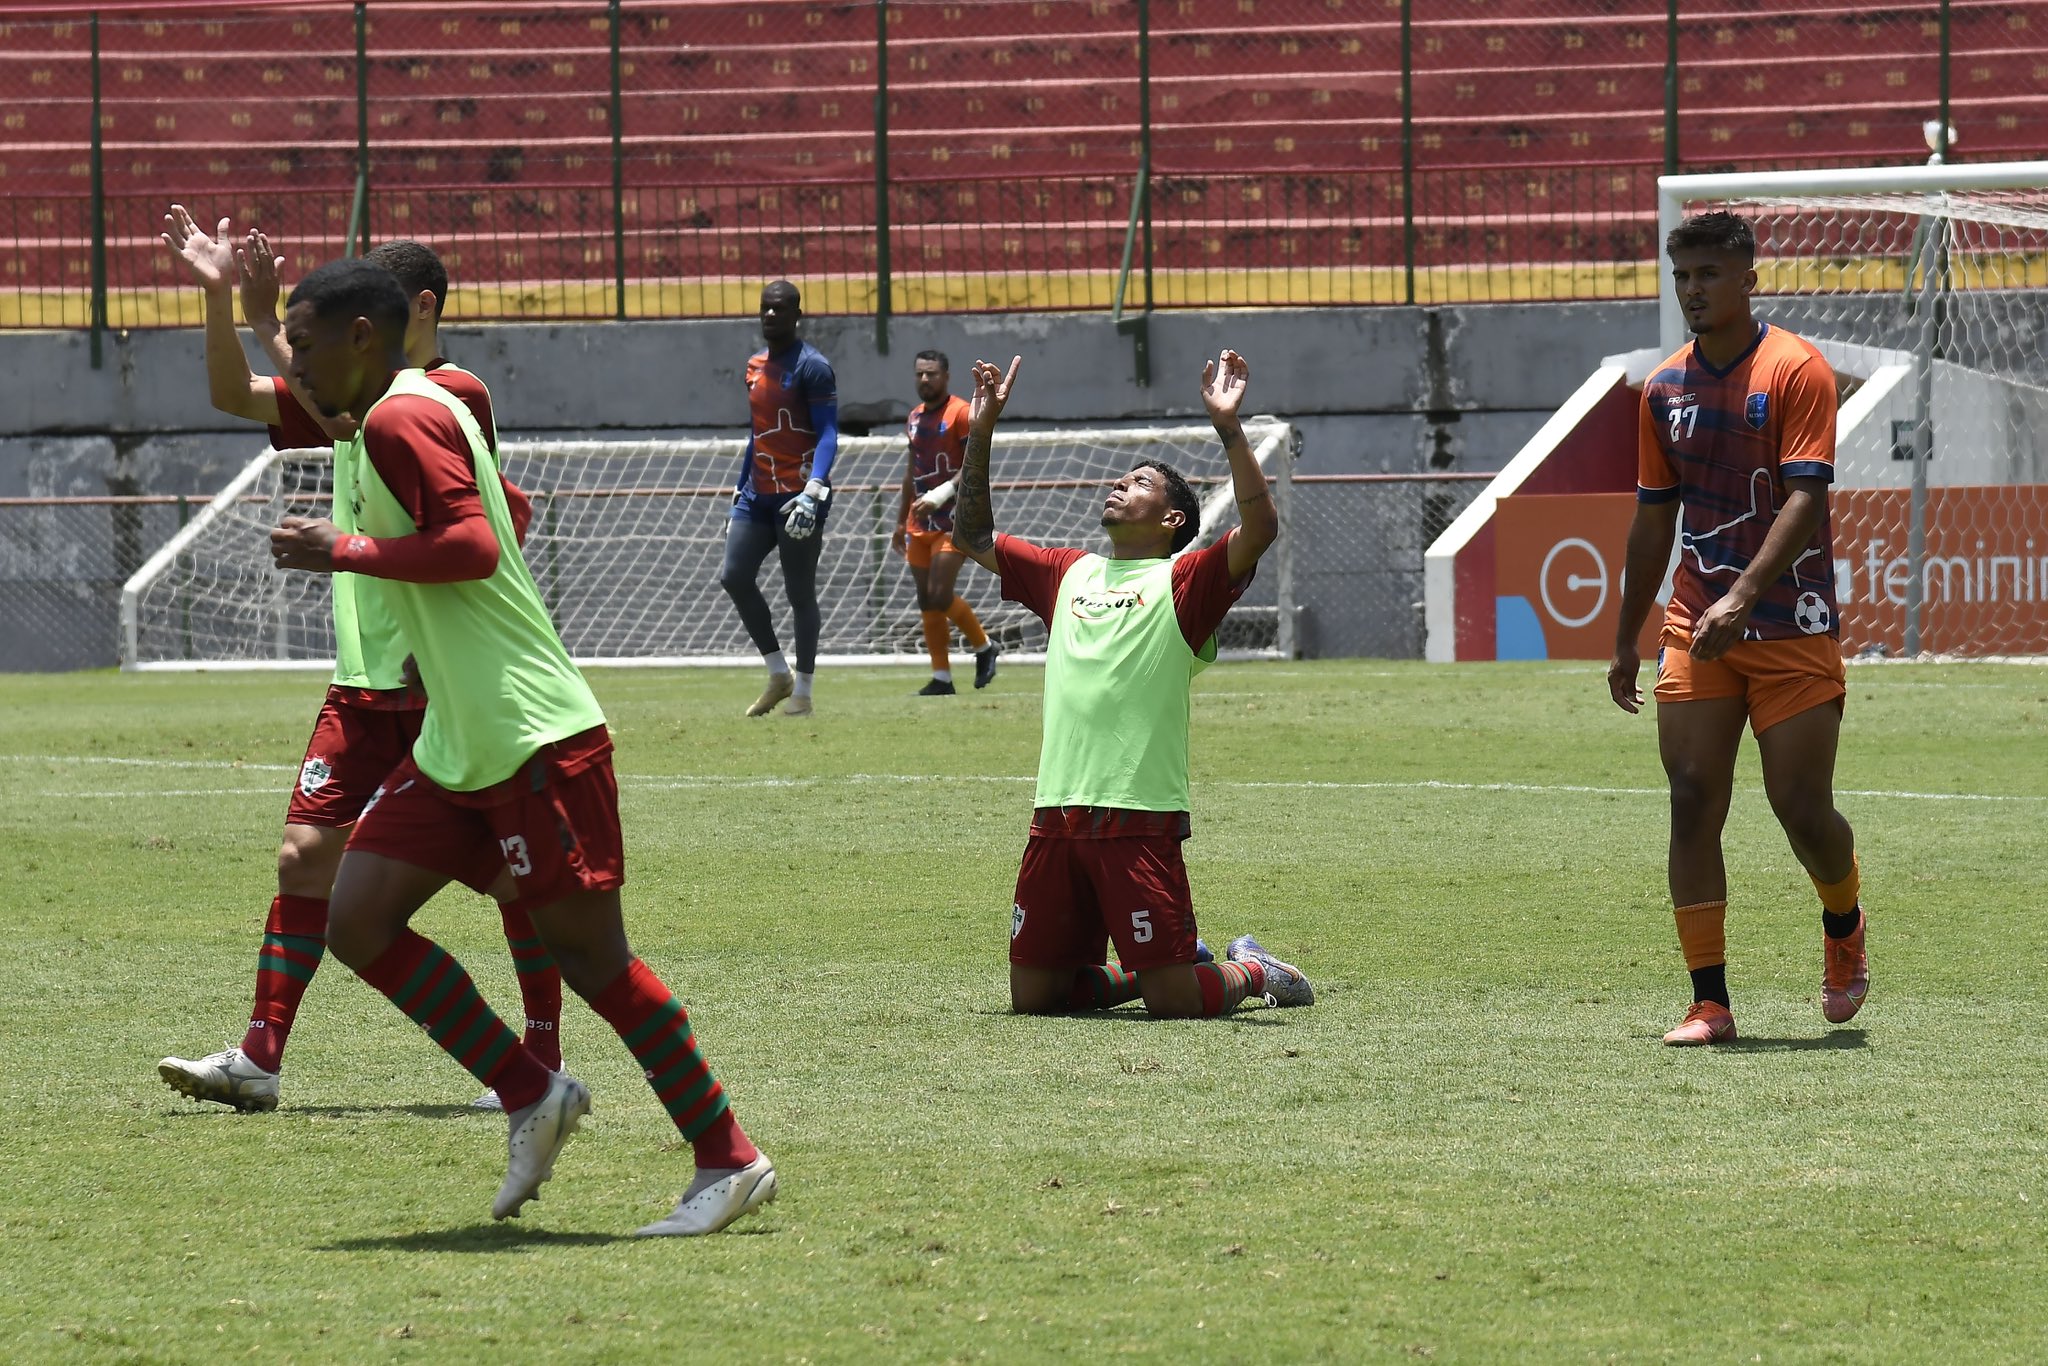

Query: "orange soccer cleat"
<box><xmin>1822</xmin><ymin>912</ymin><xmax>1870</xmax><ymax>1024</ymax></box>
<box><xmin>1662</xmin><ymin>1000</ymin><xmax>1737</xmax><ymax>1046</ymax></box>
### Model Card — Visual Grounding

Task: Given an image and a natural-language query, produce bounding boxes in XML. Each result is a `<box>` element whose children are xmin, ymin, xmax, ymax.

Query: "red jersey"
<box><xmin>1638</xmin><ymin>323</ymin><xmax>1840</xmax><ymax>641</ymax></box>
<box><xmin>269</xmin><ymin>362</ymin><xmax>530</xmax><ymax>544</ymax></box>
<box><xmin>906</xmin><ymin>393</ymin><xmax>972</xmax><ymax>534</ymax></box>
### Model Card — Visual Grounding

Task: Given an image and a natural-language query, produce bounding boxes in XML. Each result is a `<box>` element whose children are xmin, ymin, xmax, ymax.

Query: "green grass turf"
<box><xmin>2</xmin><ymin>660</ymin><xmax>2045</xmax><ymax>1364</ymax></box>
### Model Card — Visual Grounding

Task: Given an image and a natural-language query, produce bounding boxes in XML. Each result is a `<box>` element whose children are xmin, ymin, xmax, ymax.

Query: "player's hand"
<box><xmin>270</xmin><ymin>515</ymin><xmax>341</xmax><ymax>573</ymax></box>
<box><xmin>400</xmin><ymin>653</ymin><xmax>426</xmax><ymax>696</ymax></box>
<box><xmin>162</xmin><ymin>205</ymin><xmax>236</xmax><ymax>293</ymax></box>
<box><xmin>891</xmin><ymin>521</ymin><xmax>909</xmax><ymax>558</ymax></box>
<box><xmin>237</xmin><ymin>228</ymin><xmax>285</xmax><ymax>325</ymax></box>
<box><xmin>968</xmin><ymin>355</ymin><xmax>1021</xmax><ymax>436</ymax></box>
<box><xmin>1607</xmin><ymin>645</ymin><xmax>1643</xmax><ymax>713</ymax></box>
<box><xmin>783</xmin><ymin>479</ymin><xmax>830</xmax><ymax>540</ymax></box>
<box><xmin>1689</xmin><ymin>592</ymin><xmax>1752</xmax><ymax>661</ymax></box>
<box><xmin>913</xmin><ymin>480</ymin><xmax>954</xmax><ymax>516</ymax></box>
<box><xmin>1200</xmin><ymin>348</ymin><xmax>1250</xmax><ymax>428</ymax></box>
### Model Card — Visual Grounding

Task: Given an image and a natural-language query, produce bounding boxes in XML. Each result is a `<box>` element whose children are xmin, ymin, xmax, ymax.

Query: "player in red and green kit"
<box><xmin>154</xmin><ymin>210</ymin><xmax>563</xmax><ymax>1113</ymax></box>
<box><xmin>952</xmin><ymin>350</ymin><xmax>1313</xmax><ymax>1018</ymax></box>
<box><xmin>268</xmin><ymin>258</ymin><xmax>773</xmax><ymax>1236</ymax></box>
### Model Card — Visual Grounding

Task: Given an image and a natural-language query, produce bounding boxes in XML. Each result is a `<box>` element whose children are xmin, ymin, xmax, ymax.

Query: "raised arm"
<box><xmin>238</xmin><ymin>229</ymin><xmax>354</xmax><ymax>443</ymax></box>
<box><xmin>162</xmin><ymin>205</ymin><xmax>278</xmax><ymax>426</ymax></box>
<box><xmin>950</xmin><ymin>355</ymin><xmax>1021</xmax><ymax>573</ymax></box>
<box><xmin>1203</xmin><ymin>349</ymin><xmax>1275</xmax><ymax>580</ymax></box>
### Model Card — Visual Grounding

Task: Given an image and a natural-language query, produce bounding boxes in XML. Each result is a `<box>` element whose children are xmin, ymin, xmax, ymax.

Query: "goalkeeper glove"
<box><xmin>783</xmin><ymin>479</ymin><xmax>830</xmax><ymax>540</ymax></box>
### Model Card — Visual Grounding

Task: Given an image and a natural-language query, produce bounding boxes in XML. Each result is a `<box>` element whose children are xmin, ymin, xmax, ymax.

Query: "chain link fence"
<box><xmin>5</xmin><ymin>0</ymin><xmax>2040</xmax><ymax>331</ymax></box>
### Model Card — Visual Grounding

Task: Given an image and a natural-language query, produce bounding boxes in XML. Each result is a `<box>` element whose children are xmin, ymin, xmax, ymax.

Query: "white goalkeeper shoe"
<box><xmin>745</xmin><ymin>673</ymin><xmax>794</xmax><ymax>717</ymax></box>
<box><xmin>471</xmin><ymin>1088</ymin><xmax>504</xmax><ymax>1111</ymax></box>
<box><xmin>158</xmin><ymin>1046</ymin><xmax>280</xmax><ymax>1113</ymax></box>
<box><xmin>492</xmin><ymin>1071</ymin><xmax>591</xmax><ymax>1220</ymax></box>
<box><xmin>634</xmin><ymin>1153</ymin><xmax>778</xmax><ymax>1237</ymax></box>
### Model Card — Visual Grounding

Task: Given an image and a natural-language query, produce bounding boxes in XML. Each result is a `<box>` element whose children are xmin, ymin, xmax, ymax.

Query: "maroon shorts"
<box><xmin>285</xmin><ymin>686</ymin><xmax>425</xmax><ymax>828</ymax></box>
<box><xmin>346</xmin><ymin>725</ymin><xmax>625</xmax><ymax>908</ymax></box>
<box><xmin>1010</xmin><ymin>820</ymin><xmax>1200</xmax><ymax>973</ymax></box>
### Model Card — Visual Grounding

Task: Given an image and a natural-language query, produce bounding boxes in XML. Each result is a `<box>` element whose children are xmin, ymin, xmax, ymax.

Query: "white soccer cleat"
<box><xmin>1225</xmin><ymin>935</ymin><xmax>1315</xmax><ymax>1007</ymax></box>
<box><xmin>492</xmin><ymin>1071</ymin><xmax>591</xmax><ymax>1220</ymax></box>
<box><xmin>471</xmin><ymin>1088</ymin><xmax>504</xmax><ymax>1111</ymax></box>
<box><xmin>781</xmin><ymin>695</ymin><xmax>814</xmax><ymax>718</ymax></box>
<box><xmin>633</xmin><ymin>1153</ymin><xmax>778</xmax><ymax>1237</ymax></box>
<box><xmin>158</xmin><ymin>1046</ymin><xmax>280</xmax><ymax>1113</ymax></box>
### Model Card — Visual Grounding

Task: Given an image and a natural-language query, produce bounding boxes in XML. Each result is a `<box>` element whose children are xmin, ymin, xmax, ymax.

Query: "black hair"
<box><xmin>367</xmin><ymin>239</ymin><xmax>449</xmax><ymax>318</ymax></box>
<box><xmin>762</xmin><ymin>279</ymin><xmax>801</xmax><ymax>308</ymax></box>
<box><xmin>285</xmin><ymin>258</ymin><xmax>409</xmax><ymax>342</ymax></box>
<box><xmin>914</xmin><ymin>348</ymin><xmax>949</xmax><ymax>371</ymax></box>
<box><xmin>1135</xmin><ymin>458</ymin><xmax>1201</xmax><ymax>554</ymax></box>
<box><xmin>1666</xmin><ymin>210</ymin><xmax>1756</xmax><ymax>261</ymax></box>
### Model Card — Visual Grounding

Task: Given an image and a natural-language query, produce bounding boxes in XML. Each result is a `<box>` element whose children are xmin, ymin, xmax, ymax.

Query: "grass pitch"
<box><xmin>2</xmin><ymin>660</ymin><xmax>2045</xmax><ymax>1364</ymax></box>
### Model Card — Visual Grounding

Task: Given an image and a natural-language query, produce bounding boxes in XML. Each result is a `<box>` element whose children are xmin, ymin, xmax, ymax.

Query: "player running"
<box><xmin>894</xmin><ymin>349</ymin><xmax>999</xmax><ymax>695</ymax></box>
<box><xmin>724</xmin><ymin>280</ymin><xmax>839</xmax><ymax>718</ymax></box>
<box><xmin>952</xmin><ymin>349</ymin><xmax>1313</xmax><ymax>1019</ymax></box>
<box><xmin>1609</xmin><ymin>209</ymin><xmax>1869</xmax><ymax>1046</ymax></box>
<box><xmin>154</xmin><ymin>209</ymin><xmax>564</xmax><ymax>1112</ymax></box>
<box><xmin>269</xmin><ymin>257</ymin><xmax>773</xmax><ymax>1235</ymax></box>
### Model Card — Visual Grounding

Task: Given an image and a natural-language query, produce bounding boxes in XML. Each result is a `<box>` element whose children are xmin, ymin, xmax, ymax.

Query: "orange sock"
<box><xmin>945</xmin><ymin>597</ymin><xmax>988</xmax><ymax>649</ymax></box>
<box><xmin>1673</xmin><ymin>900</ymin><xmax>1727</xmax><ymax>971</ymax></box>
<box><xmin>919</xmin><ymin>610</ymin><xmax>951</xmax><ymax>674</ymax></box>
<box><xmin>1811</xmin><ymin>853</ymin><xmax>1860</xmax><ymax>914</ymax></box>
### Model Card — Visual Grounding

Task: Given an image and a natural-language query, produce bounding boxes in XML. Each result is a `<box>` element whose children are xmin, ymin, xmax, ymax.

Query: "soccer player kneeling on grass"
<box><xmin>1609</xmin><ymin>210</ymin><xmax>1869</xmax><ymax>1046</ymax></box>
<box><xmin>268</xmin><ymin>257</ymin><xmax>773</xmax><ymax>1235</ymax></box>
<box><xmin>952</xmin><ymin>349</ymin><xmax>1312</xmax><ymax>1018</ymax></box>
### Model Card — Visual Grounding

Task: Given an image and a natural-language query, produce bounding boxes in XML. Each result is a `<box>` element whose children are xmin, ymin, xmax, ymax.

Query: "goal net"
<box><xmin>1658</xmin><ymin>160</ymin><xmax>2048</xmax><ymax>659</ymax></box>
<box><xmin>121</xmin><ymin>420</ymin><xmax>1298</xmax><ymax>670</ymax></box>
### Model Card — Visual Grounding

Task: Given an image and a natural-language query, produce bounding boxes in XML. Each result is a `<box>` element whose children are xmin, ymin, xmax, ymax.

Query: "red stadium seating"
<box><xmin>2</xmin><ymin>0</ymin><xmax>2044</xmax><ymax>312</ymax></box>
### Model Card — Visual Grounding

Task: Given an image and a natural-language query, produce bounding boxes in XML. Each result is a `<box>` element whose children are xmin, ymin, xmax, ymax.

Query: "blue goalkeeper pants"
<box><xmin>719</xmin><ymin>508</ymin><xmax>824</xmax><ymax>674</ymax></box>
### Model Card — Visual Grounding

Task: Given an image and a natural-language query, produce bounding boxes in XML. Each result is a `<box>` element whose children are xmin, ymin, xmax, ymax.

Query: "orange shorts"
<box><xmin>1653</xmin><ymin>623</ymin><xmax>1846</xmax><ymax>734</ymax></box>
<box><xmin>904</xmin><ymin>526</ymin><xmax>959</xmax><ymax>569</ymax></box>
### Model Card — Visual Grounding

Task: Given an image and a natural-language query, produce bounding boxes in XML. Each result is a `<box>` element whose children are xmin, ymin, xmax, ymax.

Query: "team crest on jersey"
<box><xmin>299</xmin><ymin>756</ymin><xmax>333</xmax><ymax>797</ymax></box>
<box><xmin>1746</xmin><ymin>392</ymin><xmax>1769</xmax><ymax>429</ymax></box>
<box><xmin>1069</xmin><ymin>588</ymin><xmax>1145</xmax><ymax>621</ymax></box>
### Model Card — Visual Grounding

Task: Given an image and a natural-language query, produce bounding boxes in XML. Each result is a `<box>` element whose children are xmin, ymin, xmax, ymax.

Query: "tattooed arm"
<box><xmin>951</xmin><ymin>354</ymin><xmax>1021</xmax><ymax>573</ymax></box>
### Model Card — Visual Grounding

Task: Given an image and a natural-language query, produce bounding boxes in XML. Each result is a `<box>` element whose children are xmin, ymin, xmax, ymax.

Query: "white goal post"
<box><xmin>120</xmin><ymin>420</ymin><xmax>1298</xmax><ymax>671</ymax></box>
<box><xmin>1657</xmin><ymin>160</ymin><xmax>2048</xmax><ymax>659</ymax></box>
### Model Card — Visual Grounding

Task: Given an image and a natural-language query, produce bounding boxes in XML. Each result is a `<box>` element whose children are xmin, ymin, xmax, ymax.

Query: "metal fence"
<box><xmin>3</xmin><ymin>0</ymin><xmax>2042</xmax><ymax>347</ymax></box>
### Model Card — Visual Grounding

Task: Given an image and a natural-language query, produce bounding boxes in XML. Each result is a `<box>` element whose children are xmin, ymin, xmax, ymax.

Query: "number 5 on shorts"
<box><xmin>1130</xmin><ymin>908</ymin><xmax>1153</xmax><ymax>944</ymax></box>
<box><xmin>501</xmin><ymin>834</ymin><xmax>533</xmax><ymax>877</ymax></box>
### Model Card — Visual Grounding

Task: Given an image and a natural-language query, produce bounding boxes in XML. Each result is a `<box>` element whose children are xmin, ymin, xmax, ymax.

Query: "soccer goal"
<box><xmin>120</xmin><ymin>419</ymin><xmax>1299</xmax><ymax>670</ymax></box>
<box><xmin>1658</xmin><ymin>159</ymin><xmax>2048</xmax><ymax>659</ymax></box>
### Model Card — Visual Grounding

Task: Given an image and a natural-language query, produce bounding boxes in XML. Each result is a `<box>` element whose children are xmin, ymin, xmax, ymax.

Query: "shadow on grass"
<box><xmin>159</xmin><ymin>1102</ymin><xmax>488</xmax><ymax>1121</ymax></box>
<box><xmin>318</xmin><ymin>1225</ymin><xmax>629</xmax><ymax>1253</ymax></box>
<box><xmin>969</xmin><ymin>1007</ymin><xmax>1291</xmax><ymax>1027</ymax></box>
<box><xmin>1720</xmin><ymin>1029</ymin><xmax>1869</xmax><ymax>1052</ymax></box>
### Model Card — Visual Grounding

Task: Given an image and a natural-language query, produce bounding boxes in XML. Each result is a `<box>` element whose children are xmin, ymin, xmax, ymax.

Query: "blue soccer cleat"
<box><xmin>1225</xmin><ymin>935</ymin><xmax>1314</xmax><ymax>1006</ymax></box>
<box><xmin>1193</xmin><ymin>938</ymin><xmax>1214</xmax><ymax>964</ymax></box>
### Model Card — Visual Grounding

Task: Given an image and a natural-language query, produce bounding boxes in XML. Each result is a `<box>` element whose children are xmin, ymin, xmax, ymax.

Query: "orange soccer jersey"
<box><xmin>906</xmin><ymin>393</ymin><xmax>972</xmax><ymax>535</ymax></box>
<box><xmin>1638</xmin><ymin>323</ymin><xmax>1841</xmax><ymax>642</ymax></box>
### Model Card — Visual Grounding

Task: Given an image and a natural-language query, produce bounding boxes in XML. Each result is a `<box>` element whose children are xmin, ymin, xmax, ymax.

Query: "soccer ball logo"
<box><xmin>1793</xmin><ymin>592</ymin><xmax>1832</xmax><ymax>635</ymax></box>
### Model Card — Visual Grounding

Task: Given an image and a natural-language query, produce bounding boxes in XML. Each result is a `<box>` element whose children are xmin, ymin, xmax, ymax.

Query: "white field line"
<box><xmin>7</xmin><ymin>755</ymin><xmax>2041</xmax><ymax>804</ymax></box>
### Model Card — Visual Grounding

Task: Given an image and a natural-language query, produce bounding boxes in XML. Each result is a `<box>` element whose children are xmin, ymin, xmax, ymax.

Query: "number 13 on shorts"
<box><xmin>501</xmin><ymin>834</ymin><xmax>533</xmax><ymax>877</ymax></box>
